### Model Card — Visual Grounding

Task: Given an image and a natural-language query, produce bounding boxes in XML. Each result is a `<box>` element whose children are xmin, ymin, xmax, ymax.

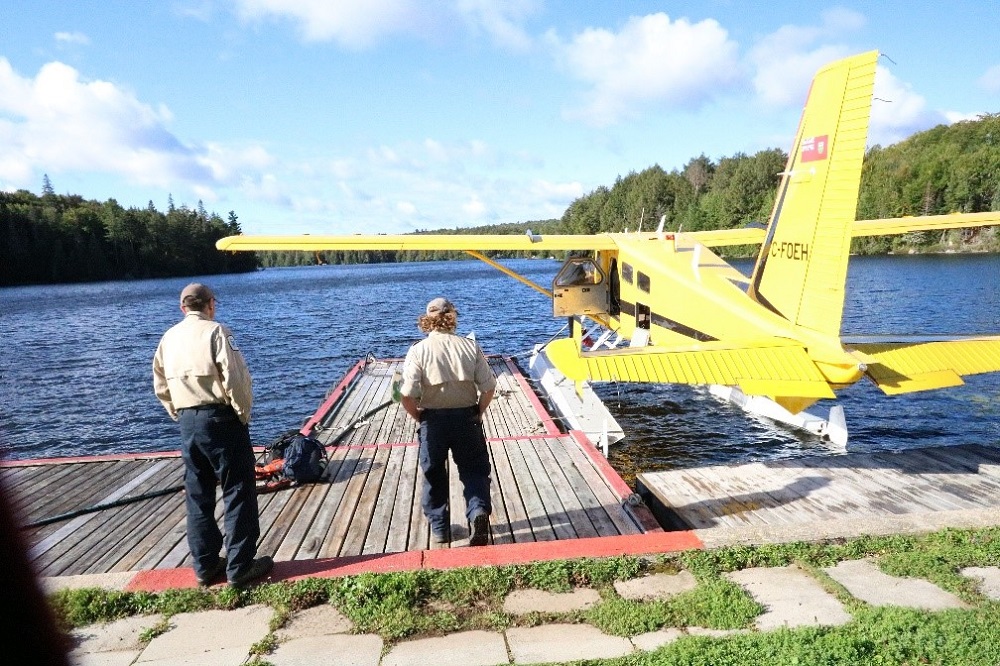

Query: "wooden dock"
<box><xmin>637</xmin><ymin>443</ymin><xmax>1000</xmax><ymax>531</ymax></box>
<box><xmin>3</xmin><ymin>356</ymin><xmax>657</xmax><ymax>578</ymax></box>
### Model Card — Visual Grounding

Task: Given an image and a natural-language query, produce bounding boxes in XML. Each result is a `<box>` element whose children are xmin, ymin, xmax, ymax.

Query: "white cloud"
<box><xmin>201</xmin><ymin>142</ymin><xmax>275</xmax><ymax>182</ymax></box>
<box><xmin>173</xmin><ymin>1</ymin><xmax>216</xmax><ymax>22</ymax></box>
<box><xmin>329</xmin><ymin>158</ymin><xmax>355</xmax><ymax>179</ymax></box>
<box><xmin>530</xmin><ymin>179</ymin><xmax>583</xmax><ymax>203</ymax></box>
<box><xmin>548</xmin><ymin>13</ymin><xmax>739</xmax><ymax>127</ymax></box>
<box><xmin>0</xmin><ymin>58</ymin><xmax>196</xmax><ymax>187</ymax></box>
<box><xmin>231</xmin><ymin>0</ymin><xmax>539</xmax><ymax>51</ymax></box>
<box><xmin>242</xmin><ymin>172</ymin><xmax>291</xmax><ymax>205</ymax></box>
<box><xmin>0</xmin><ymin>58</ymin><xmax>274</xmax><ymax>196</ymax></box>
<box><xmin>232</xmin><ymin>0</ymin><xmax>424</xmax><ymax>48</ymax></box>
<box><xmin>462</xmin><ymin>194</ymin><xmax>487</xmax><ymax>218</ymax></box>
<box><xmin>424</xmin><ymin>138</ymin><xmax>449</xmax><ymax>161</ymax></box>
<box><xmin>869</xmin><ymin>65</ymin><xmax>948</xmax><ymax>146</ymax></box>
<box><xmin>455</xmin><ymin>0</ymin><xmax>537</xmax><ymax>50</ymax></box>
<box><xmin>979</xmin><ymin>64</ymin><xmax>1000</xmax><ymax>94</ymax></box>
<box><xmin>396</xmin><ymin>200</ymin><xmax>417</xmax><ymax>215</ymax></box>
<box><xmin>943</xmin><ymin>111</ymin><xmax>983</xmax><ymax>124</ymax></box>
<box><xmin>749</xmin><ymin>9</ymin><xmax>865</xmax><ymax>107</ymax></box>
<box><xmin>54</xmin><ymin>31</ymin><xmax>90</xmax><ymax>46</ymax></box>
<box><xmin>192</xmin><ymin>183</ymin><xmax>218</xmax><ymax>202</ymax></box>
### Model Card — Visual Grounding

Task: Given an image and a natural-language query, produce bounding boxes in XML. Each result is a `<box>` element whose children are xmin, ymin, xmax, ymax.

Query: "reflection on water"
<box><xmin>1</xmin><ymin>255</ymin><xmax>998</xmax><ymax>477</ymax></box>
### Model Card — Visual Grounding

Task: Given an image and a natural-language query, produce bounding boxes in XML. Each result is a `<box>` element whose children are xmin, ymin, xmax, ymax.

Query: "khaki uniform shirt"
<box><xmin>400</xmin><ymin>331</ymin><xmax>496</xmax><ymax>409</ymax></box>
<box><xmin>153</xmin><ymin>312</ymin><xmax>253</xmax><ymax>424</ymax></box>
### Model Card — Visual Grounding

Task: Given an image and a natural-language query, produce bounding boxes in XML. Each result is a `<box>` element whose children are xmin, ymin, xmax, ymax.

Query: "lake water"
<box><xmin>1</xmin><ymin>254</ymin><xmax>998</xmax><ymax>478</ymax></box>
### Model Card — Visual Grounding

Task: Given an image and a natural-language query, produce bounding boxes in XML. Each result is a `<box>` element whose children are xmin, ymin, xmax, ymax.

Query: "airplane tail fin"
<box><xmin>747</xmin><ymin>51</ymin><xmax>879</xmax><ymax>336</ymax></box>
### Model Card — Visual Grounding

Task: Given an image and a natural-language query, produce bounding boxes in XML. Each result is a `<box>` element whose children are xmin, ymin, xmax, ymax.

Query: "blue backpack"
<box><xmin>263</xmin><ymin>431</ymin><xmax>327</xmax><ymax>484</ymax></box>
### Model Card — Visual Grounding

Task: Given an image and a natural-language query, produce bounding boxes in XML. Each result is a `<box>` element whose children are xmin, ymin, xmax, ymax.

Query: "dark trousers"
<box><xmin>418</xmin><ymin>406</ymin><xmax>492</xmax><ymax>527</ymax></box>
<box><xmin>178</xmin><ymin>405</ymin><xmax>259</xmax><ymax>581</ymax></box>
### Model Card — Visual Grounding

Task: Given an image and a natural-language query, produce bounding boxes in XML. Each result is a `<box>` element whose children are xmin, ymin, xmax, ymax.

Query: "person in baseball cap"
<box><xmin>179</xmin><ymin>283</ymin><xmax>217</xmax><ymax>308</ymax></box>
<box><xmin>399</xmin><ymin>297</ymin><xmax>495</xmax><ymax>546</ymax></box>
<box><xmin>154</xmin><ymin>283</ymin><xmax>272</xmax><ymax>587</ymax></box>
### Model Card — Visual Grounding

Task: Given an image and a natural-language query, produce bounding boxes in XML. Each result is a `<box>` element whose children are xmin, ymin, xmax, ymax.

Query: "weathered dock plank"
<box><xmin>637</xmin><ymin>444</ymin><xmax>1000</xmax><ymax>531</ymax></box>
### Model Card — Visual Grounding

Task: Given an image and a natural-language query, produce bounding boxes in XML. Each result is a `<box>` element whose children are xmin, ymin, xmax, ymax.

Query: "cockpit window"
<box><xmin>554</xmin><ymin>258</ymin><xmax>604</xmax><ymax>287</ymax></box>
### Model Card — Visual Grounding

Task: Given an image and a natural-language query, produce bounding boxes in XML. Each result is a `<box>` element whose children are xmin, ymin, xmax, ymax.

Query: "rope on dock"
<box><xmin>23</xmin><ymin>485</ymin><xmax>184</xmax><ymax>529</ymax></box>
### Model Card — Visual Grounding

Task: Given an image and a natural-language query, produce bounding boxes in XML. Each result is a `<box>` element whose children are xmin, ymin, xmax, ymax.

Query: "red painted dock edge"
<box><xmin>568</xmin><ymin>430</ymin><xmax>663</xmax><ymax>533</ymax></box>
<box><xmin>300</xmin><ymin>356</ymin><xmax>369</xmax><ymax>436</ymax></box>
<box><xmin>124</xmin><ymin>531</ymin><xmax>704</xmax><ymax>592</ymax></box>
<box><xmin>503</xmin><ymin>356</ymin><xmax>563</xmax><ymax>436</ymax></box>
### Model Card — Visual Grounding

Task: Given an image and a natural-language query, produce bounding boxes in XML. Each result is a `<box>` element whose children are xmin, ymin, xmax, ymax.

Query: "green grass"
<box><xmin>593</xmin><ymin>605</ymin><xmax>1000</xmax><ymax>666</ymax></box>
<box><xmin>49</xmin><ymin>526</ymin><xmax>1000</xmax><ymax>664</ymax></box>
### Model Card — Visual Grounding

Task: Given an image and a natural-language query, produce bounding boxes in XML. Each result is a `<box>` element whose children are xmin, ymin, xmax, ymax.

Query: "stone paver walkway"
<box><xmin>825</xmin><ymin>559</ymin><xmax>968</xmax><ymax>610</ymax></box>
<box><xmin>726</xmin><ymin>565</ymin><xmax>852</xmax><ymax>630</ymax></box>
<box><xmin>68</xmin><ymin>564</ymin><xmax>1000</xmax><ymax>666</ymax></box>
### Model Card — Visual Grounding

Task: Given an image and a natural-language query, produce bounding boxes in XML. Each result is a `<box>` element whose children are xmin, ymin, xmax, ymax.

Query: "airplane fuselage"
<box><xmin>579</xmin><ymin>234</ymin><xmax>865</xmax><ymax>391</ymax></box>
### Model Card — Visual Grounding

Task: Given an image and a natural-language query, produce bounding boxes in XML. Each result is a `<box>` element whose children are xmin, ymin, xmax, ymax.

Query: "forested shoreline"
<box><xmin>0</xmin><ymin>186</ymin><xmax>257</xmax><ymax>287</ymax></box>
<box><xmin>3</xmin><ymin>114</ymin><xmax>998</xmax><ymax>286</ymax></box>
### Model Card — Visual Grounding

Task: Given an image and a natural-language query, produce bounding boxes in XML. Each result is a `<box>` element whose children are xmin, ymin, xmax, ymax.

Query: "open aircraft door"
<box><xmin>552</xmin><ymin>257</ymin><xmax>609</xmax><ymax>317</ymax></box>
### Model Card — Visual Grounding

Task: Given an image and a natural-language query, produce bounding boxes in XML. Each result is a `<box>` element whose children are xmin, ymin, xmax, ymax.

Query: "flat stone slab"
<box><xmin>277</xmin><ymin>605</ymin><xmax>354</xmax><ymax>640</ymax></box>
<box><xmin>503</xmin><ymin>588</ymin><xmax>601</xmax><ymax>615</ymax></box>
<box><xmin>962</xmin><ymin>566</ymin><xmax>1000</xmax><ymax>599</ymax></box>
<box><xmin>506</xmin><ymin>623</ymin><xmax>633</xmax><ymax>663</ymax></box>
<box><xmin>70</xmin><ymin>614</ymin><xmax>165</xmax><ymax>656</ymax></box>
<box><xmin>630</xmin><ymin>628</ymin><xmax>684</xmax><ymax>651</ymax></box>
<box><xmin>727</xmin><ymin>565</ymin><xmax>851</xmax><ymax>630</ymax></box>
<box><xmin>825</xmin><ymin>559</ymin><xmax>968</xmax><ymax>610</ymax></box>
<box><xmin>382</xmin><ymin>630</ymin><xmax>508</xmax><ymax>666</ymax></box>
<box><xmin>614</xmin><ymin>571</ymin><xmax>697</xmax><ymax>600</ymax></box>
<box><xmin>136</xmin><ymin>604</ymin><xmax>272</xmax><ymax>664</ymax></box>
<box><xmin>43</xmin><ymin>571</ymin><xmax>137</xmax><ymax>593</ymax></box>
<box><xmin>269</xmin><ymin>634</ymin><xmax>383</xmax><ymax>666</ymax></box>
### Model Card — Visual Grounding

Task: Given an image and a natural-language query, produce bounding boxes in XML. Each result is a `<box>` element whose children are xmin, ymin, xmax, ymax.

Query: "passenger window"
<box><xmin>621</xmin><ymin>262</ymin><xmax>634</xmax><ymax>284</ymax></box>
<box><xmin>637</xmin><ymin>271</ymin><xmax>650</xmax><ymax>293</ymax></box>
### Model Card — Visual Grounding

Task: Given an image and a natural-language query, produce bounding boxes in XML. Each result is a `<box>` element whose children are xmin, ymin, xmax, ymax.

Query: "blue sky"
<box><xmin>2</xmin><ymin>1</ymin><xmax>999</xmax><ymax>235</ymax></box>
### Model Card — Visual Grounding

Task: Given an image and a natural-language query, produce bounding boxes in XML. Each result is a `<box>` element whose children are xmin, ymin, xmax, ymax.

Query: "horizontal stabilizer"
<box><xmin>543</xmin><ymin>337</ymin><xmax>835</xmax><ymax>398</ymax></box>
<box><xmin>852</xmin><ymin>211</ymin><xmax>1000</xmax><ymax>237</ymax></box>
<box><xmin>851</xmin><ymin>337</ymin><xmax>1000</xmax><ymax>395</ymax></box>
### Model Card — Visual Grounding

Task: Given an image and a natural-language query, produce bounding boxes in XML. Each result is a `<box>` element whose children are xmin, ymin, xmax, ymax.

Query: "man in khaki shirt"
<box><xmin>400</xmin><ymin>297</ymin><xmax>496</xmax><ymax>546</ymax></box>
<box><xmin>153</xmin><ymin>283</ymin><xmax>271</xmax><ymax>587</ymax></box>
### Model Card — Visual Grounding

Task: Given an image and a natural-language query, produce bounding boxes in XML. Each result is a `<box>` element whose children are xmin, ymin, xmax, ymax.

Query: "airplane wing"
<box><xmin>215</xmin><ymin>230</ymin><xmax>766</xmax><ymax>251</ymax></box>
<box><xmin>848</xmin><ymin>336</ymin><xmax>1000</xmax><ymax>394</ymax></box>
<box><xmin>215</xmin><ymin>211</ymin><xmax>1000</xmax><ymax>254</ymax></box>
<box><xmin>215</xmin><ymin>233</ymin><xmax>619</xmax><ymax>252</ymax></box>
<box><xmin>543</xmin><ymin>336</ymin><xmax>836</xmax><ymax>399</ymax></box>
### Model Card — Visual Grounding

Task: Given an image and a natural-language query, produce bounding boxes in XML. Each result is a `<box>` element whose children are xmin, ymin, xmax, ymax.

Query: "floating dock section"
<box><xmin>637</xmin><ymin>443</ymin><xmax>1000</xmax><ymax>540</ymax></box>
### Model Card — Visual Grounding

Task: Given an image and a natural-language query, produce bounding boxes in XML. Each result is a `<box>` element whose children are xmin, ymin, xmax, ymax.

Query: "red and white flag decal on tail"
<box><xmin>800</xmin><ymin>135</ymin><xmax>828</xmax><ymax>162</ymax></box>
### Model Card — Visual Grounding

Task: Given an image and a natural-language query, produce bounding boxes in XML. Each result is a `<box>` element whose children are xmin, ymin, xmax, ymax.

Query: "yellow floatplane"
<box><xmin>217</xmin><ymin>51</ymin><xmax>1000</xmax><ymax>448</ymax></box>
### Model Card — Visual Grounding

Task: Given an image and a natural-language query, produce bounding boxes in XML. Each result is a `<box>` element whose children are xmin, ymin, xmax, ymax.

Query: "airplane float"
<box><xmin>217</xmin><ymin>51</ymin><xmax>1000</xmax><ymax>449</ymax></box>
